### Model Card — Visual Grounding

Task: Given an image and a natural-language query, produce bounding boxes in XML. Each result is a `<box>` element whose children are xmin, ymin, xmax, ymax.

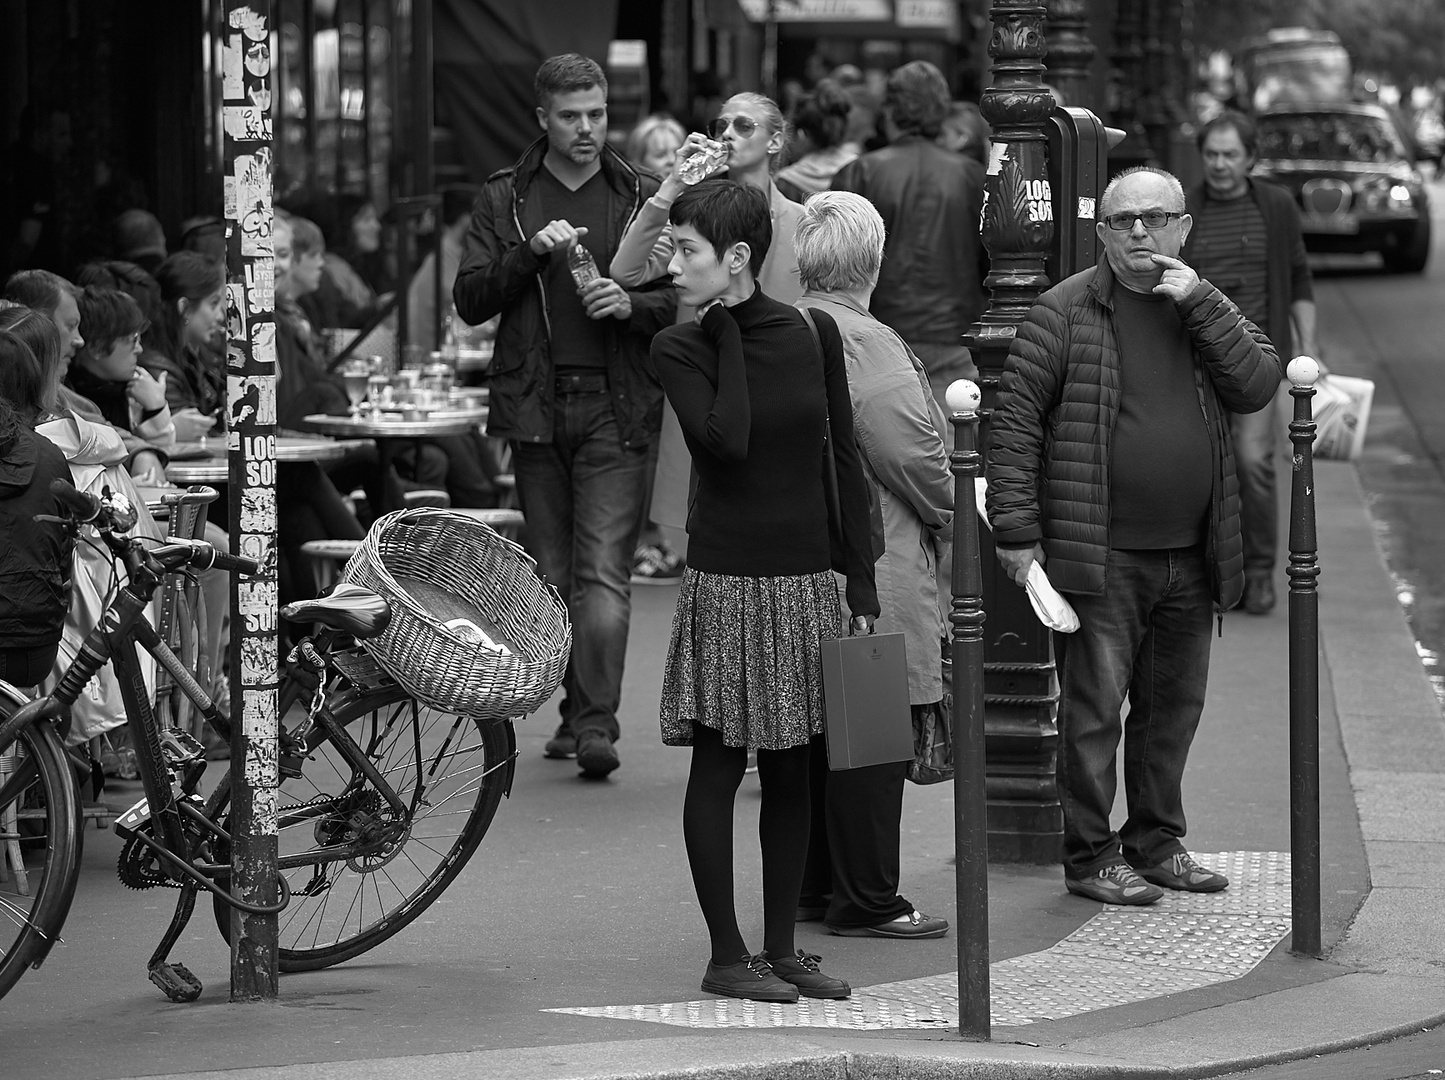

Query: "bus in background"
<box><xmin>1237</xmin><ymin>28</ymin><xmax>1352</xmax><ymax>111</ymax></box>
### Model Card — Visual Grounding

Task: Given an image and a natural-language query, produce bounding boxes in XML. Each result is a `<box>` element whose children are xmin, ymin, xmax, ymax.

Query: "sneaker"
<box><xmin>630</xmin><ymin>542</ymin><xmax>684</xmax><ymax>585</ymax></box>
<box><xmin>543</xmin><ymin>722</ymin><xmax>576</xmax><ymax>760</ymax></box>
<box><xmin>1242</xmin><ymin>572</ymin><xmax>1276</xmax><ymax>615</ymax></box>
<box><xmin>766</xmin><ymin>950</ymin><xmax>850</xmax><ymax>999</ymax></box>
<box><xmin>1135</xmin><ymin>851</ymin><xmax>1229</xmax><ymax>893</ymax></box>
<box><xmin>576</xmin><ymin>730</ymin><xmax>620</xmax><ymax>778</ymax></box>
<box><xmin>1065</xmin><ymin>863</ymin><xmax>1164</xmax><ymax>905</ymax></box>
<box><xmin>701</xmin><ymin>953</ymin><xmax>799</xmax><ymax>1002</ymax></box>
<box><xmin>830</xmin><ymin>909</ymin><xmax>949</xmax><ymax>939</ymax></box>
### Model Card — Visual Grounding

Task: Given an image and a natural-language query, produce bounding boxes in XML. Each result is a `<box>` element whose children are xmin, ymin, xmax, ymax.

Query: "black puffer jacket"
<box><xmin>985</xmin><ymin>259</ymin><xmax>1278</xmax><ymax>611</ymax></box>
<box><xmin>452</xmin><ymin>138</ymin><xmax>677</xmax><ymax>447</ymax></box>
<box><xmin>0</xmin><ymin>426</ymin><xmax>75</xmax><ymax>646</ymax></box>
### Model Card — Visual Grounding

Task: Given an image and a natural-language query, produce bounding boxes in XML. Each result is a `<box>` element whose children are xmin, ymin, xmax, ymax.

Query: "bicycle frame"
<box><xmin>0</xmin><ymin>533</ymin><xmax>421</xmax><ymax>922</ymax></box>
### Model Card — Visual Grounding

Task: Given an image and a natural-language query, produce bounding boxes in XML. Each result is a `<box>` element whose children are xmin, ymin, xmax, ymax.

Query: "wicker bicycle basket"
<box><xmin>338</xmin><ymin>507</ymin><xmax>571</xmax><ymax>720</ymax></box>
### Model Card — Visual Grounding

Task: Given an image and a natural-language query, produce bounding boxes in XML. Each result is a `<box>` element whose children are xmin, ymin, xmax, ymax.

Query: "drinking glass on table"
<box><xmin>366</xmin><ymin>372</ymin><xmax>389</xmax><ymax>418</ymax></box>
<box><xmin>339</xmin><ymin>359</ymin><xmax>371</xmax><ymax>418</ymax></box>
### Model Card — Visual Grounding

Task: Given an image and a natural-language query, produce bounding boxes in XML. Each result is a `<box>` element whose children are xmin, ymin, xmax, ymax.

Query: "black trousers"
<box><xmin>801</xmin><ymin>733</ymin><xmax>914</xmax><ymax>931</ymax></box>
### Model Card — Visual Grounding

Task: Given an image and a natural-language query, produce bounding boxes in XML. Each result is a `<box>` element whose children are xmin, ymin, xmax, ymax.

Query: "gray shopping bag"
<box><xmin>820</xmin><ymin>632</ymin><xmax>914</xmax><ymax>770</ymax></box>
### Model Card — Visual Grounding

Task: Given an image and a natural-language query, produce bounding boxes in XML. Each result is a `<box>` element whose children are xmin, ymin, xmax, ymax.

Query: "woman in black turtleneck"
<box><xmin>651</xmin><ymin>180</ymin><xmax>878</xmax><ymax>1005</ymax></box>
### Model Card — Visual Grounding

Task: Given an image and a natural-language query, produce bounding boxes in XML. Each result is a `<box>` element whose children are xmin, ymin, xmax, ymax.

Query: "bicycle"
<box><xmin>0</xmin><ymin>480</ymin><xmax>518</xmax><ymax>1002</ymax></box>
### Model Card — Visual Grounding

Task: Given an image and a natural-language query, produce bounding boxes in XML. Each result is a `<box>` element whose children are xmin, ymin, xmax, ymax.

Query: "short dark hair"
<box><xmin>77</xmin><ymin>285</ymin><xmax>146</xmax><ymax>360</ymax></box>
<box><xmin>790</xmin><ymin>78</ymin><xmax>852</xmax><ymax>150</ymax></box>
<box><xmin>535</xmin><ymin>54</ymin><xmax>607</xmax><ymax>108</ymax></box>
<box><xmin>884</xmin><ymin>60</ymin><xmax>951</xmax><ymax>139</ymax></box>
<box><xmin>668</xmin><ymin>179</ymin><xmax>771</xmax><ymax>276</ymax></box>
<box><xmin>2</xmin><ymin>269</ymin><xmax>76</xmax><ymax>318</ymax></box>
<box><xmin>1197</xmin><ymin>109</ymin><xmax>1258</xmax><ymax>157</ymax></box>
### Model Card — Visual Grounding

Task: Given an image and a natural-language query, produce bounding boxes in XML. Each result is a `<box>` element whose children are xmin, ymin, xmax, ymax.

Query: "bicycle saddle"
<box><xmin>281</xmin><ymin>583</ymin><xmax>392</xmax><ymax>639</ymax></box>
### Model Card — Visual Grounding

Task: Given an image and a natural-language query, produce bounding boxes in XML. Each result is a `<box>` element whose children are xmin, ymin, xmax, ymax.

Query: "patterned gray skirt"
<box><xmin>660</xmin><ymin>567</ymin><xmax>843</xmax><ymax>751</ymax></box>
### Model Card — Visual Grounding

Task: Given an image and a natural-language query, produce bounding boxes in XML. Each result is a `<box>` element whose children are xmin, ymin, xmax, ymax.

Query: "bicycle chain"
<box><xmin>117</xmin><ymin>832</ymin><xmax>183</xmax><ymax>890</ymax></box>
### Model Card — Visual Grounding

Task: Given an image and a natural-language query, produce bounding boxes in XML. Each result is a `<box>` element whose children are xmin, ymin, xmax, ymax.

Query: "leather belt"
<box><xmin>553</xmin><ymin>372</ymin><xmax>609</xmax><ymax>395</ymax></box>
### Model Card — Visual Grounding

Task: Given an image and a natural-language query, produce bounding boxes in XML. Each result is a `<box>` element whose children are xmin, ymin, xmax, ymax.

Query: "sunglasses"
<box><xmin>707</xmin><ymin>115</ymin><xmax>759</xmax><ymax>140</ymax></box>
<box><xmin>1103</xmin><ymin>211</ymin><xmax>1184</xmax><ymax>231</ymax></box>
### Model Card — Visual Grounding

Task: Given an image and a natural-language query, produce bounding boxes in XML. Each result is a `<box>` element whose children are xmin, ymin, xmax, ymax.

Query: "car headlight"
<box><xmin>1357</xmin><ymin>176</ymin><xmax>1415</xmax><ymax>211</ymax></box>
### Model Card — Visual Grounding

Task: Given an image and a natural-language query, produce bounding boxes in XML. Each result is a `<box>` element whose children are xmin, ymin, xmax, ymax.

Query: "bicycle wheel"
<box><xmin>0</xmin><ymin>711</ymin><xmax>83</xmax><ymax>1000</ymax></box>
<box><xmin>215</xmin><ymin>683</ymin><xmax>513</xmax><ymax>970</ymax></box>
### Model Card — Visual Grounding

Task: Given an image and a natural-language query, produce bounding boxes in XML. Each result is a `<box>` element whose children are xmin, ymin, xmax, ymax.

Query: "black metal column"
<box><xmin>969</xmin><ymin>1</ymin><xmax>1064</xmax><ymax>864</ymax></box>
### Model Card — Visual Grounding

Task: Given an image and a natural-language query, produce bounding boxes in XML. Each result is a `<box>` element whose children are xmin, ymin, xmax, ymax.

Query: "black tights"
<box><xmin>682</xmin><ymin>722</ymin><xmax>812</xmax><ymax>965</ymax></box>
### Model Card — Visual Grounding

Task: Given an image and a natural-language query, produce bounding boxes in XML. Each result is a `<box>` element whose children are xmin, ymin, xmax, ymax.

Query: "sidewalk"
<box><xmin>3</xmin><ymin>461</ymin><xmax>1443</xmax><ymax>1080</ymax></box>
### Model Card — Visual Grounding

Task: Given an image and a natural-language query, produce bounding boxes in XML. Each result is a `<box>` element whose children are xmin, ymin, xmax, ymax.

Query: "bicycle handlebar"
<box><xmin>49</xmin><ymin>479</ymin><xmax>259</xmax><ymax>576</ymax></box>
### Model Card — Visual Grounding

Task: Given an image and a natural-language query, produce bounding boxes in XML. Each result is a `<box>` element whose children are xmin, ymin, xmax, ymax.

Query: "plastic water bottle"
<box><xmin>567</xmin><ymin>244</ymin><xmax>600</xmax><ymax>289</ymax></box>
<box><xmin>679</xmin><ymin>140</ymin><xmax>730</xmax><ymax>185</ymax></box>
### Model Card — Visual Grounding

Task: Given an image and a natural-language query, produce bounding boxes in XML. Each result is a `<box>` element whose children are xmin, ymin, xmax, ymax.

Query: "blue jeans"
<box><xmin>1054</xmin><ymin>546</ymin><xmax>1214</xmax><ymax>879</ymax></box>
<box><xmin>511</xmin><ymin>391</ymin><xmax>649</xmax><ymax>742</ymax></box>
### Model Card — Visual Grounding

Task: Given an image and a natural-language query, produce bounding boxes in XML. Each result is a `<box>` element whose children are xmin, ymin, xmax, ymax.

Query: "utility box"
<box><xmin>1046</xmin><ymin>106</ymin><xmax>1111</xmax><ymax>283</ymax></box>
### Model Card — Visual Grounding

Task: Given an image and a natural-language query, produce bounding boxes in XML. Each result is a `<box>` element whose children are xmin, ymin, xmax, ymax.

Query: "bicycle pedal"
<box><xmin>149</xmin><ymin>962</ymin><xmax>202</xmax><ymax>1002</ymax></box>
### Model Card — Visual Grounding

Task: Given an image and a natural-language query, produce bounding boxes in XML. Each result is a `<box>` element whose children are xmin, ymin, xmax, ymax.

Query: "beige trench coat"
<box><xmin>798</xmin><ymin>291</ymin><xmax>955</xmax><ymax>705</ymax></box>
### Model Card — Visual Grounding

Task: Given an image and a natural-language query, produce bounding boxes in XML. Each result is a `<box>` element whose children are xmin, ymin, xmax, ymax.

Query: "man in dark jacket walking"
<box><xmin>830</xmin><ymin>60</ymin><xmax>988</xmax><ymax>416</ymax></box>
<box><xmin>985</xmin><ymin>168</ymin><xmax>1278</xmax><ymax>905</ymax></box>
<box><xmin>454</xmin><ymin>54</ymin><xmax>677</xmax><ymax>779</ymax></box>
<box><xmin>1183</xmin><ymin>110</ymin><xmax>1318</xmax><ymax>616</ymax></box>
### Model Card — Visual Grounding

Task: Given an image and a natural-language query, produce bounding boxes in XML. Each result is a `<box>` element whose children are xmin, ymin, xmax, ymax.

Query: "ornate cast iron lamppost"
<box><xmin>965</xmin><ymin>1</ymin><xmax>1064</xmax><ymax>864</ymax></box>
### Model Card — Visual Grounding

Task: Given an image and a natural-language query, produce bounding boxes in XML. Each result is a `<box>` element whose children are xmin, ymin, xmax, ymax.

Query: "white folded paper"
<box><xmin>972</xmin><ymin>477</ymin><xmax>1080</xmax><ymax>633</ymax></box>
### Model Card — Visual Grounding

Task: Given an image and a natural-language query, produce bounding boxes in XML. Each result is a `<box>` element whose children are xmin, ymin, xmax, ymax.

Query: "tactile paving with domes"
<box><xmin>546</xmin><ymin>851</ymin><xmax>1291</xmax><ymax>1031</ymax></box>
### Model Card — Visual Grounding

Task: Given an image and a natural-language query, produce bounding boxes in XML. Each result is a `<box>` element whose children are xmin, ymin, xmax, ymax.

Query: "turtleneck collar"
<box><xmin>723</xmin><ymin>284</ymin><xmax>771</xmax><ymax>329</ymax></box>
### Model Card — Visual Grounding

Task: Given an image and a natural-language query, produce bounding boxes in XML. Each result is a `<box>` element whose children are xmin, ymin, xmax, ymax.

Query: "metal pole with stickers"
<box><xmin>221</xmin><ymin>0</ymin><xmax>281</xmax><ymax>1002</ymax></box>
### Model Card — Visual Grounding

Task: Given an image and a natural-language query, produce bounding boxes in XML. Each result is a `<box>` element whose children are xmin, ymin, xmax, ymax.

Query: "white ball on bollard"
<box><xmin>1287</xmin><ymin>356</ymin><xmax>1320</xmax><ymax>388</ymax></box>
<box><xmin>947</xmin><ymin>379</ymin><xmax>982</xmax><ymax>416</ymax></box>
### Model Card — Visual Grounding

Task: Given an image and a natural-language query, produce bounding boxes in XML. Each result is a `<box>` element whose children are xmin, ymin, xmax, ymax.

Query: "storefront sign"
<box><xmin>738</xmin><ymin>0</ymin><xmax>893</xmax><ymax>22</ymax></box>
<box><xmin>896</xmin><ymin>0</ymin><xmax>956</xmax><ymax>29</ymax></box>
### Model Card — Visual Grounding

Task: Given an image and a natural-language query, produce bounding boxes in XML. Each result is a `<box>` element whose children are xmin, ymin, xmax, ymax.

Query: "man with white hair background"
<box><xmin>795</xmin><ymin>190</ymin><xmax>953</xmax><ymax>940</ymax></box>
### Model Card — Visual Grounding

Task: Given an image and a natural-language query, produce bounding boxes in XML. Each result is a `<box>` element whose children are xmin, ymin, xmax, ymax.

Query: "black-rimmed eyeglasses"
<box><xmin>1103</xmin><ymin>211</ymin><xmax>1184</xmax><ymax>231</ymax></box>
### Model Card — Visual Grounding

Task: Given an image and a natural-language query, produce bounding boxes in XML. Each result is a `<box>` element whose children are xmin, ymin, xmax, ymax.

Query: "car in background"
<box><xmin>1254</xmin><ymin>101</ymin><xmax>1431</xmax><ymax>273</ymax></box>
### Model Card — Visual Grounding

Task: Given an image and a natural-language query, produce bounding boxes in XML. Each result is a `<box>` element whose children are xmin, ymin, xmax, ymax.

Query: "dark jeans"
<box><xmin>511</xmin><ymin>391</ymin><xmax>648</xmax><ymax>742</ymax></box>
<box><xmin>1231</xmin><ymin>381</ymin><xmax>1283</xmax><ymax>574</ymax></box>
<box><xmin>1054</xmin><ymin>546</ymin><xmax>1214</xmax><ymax>879</ymax></box>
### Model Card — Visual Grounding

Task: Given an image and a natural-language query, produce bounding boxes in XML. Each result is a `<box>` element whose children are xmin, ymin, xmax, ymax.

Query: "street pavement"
<box><xmin>3</xmin><ymin>362</ymin><xmax>1445</xmax><ymax>1074</ymax></box>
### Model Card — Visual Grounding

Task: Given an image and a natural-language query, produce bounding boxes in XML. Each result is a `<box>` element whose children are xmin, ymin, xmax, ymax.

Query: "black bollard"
<box><xmin>1286</xmin><ymin>356</ymin><xmax>1322</xmax><ymax>959</ymax></box>
<box><xmin>949</xmin><ymin>379</ymin><xmax>990</xmax><ymax>1039</ymax></box>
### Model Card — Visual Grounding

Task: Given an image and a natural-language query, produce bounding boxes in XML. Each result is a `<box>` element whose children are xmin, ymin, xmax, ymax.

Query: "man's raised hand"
<box><xmin>530</xmin><ymin>219</ymin><xmax>589</xmax><ymax>256</ymax></box>
<box><xmin>1151</xmin><ymin>254</ymin><xmax>1199</xmax><ymax>301</ymax></box>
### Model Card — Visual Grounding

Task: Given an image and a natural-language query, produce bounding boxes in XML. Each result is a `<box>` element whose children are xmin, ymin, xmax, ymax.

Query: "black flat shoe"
<box><xmin>766</xmin><ymin>950</ymin><xmax>850</xmax><ymax>999</ymax></box>
<box><xmin>701</xmin><ymin>954</ymin><xmax>799</xmax><ymax>1002</ymax></box>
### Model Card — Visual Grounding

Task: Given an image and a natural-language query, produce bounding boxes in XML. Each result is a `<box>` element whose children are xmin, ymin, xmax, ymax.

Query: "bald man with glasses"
<box><xmin>985</xmin><ymin>167</ymin><xmax>1279</xmax><ymax>906</ymax></box>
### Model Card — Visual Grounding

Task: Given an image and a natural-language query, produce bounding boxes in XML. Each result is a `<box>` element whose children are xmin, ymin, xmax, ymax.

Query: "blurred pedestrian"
<box><xmin>938</xmin><ymin>100</ymin><xmax>989</xmax><ymax>165</ymax></box>
<box><xmin>831</xmin><ymin>61</ymin><xmax>988</xmax><ymax>415</ymax></box>
<box><xmin>453</xmin><ymin>53</ymin><xmax>678</xmax><ymax>777</ymax></box>
<box><xmin>652</xmin><ymin>179</ymin><xmax>876</xmax><ymax>1002</ymax></box>
<box><xmin>625</xmin><ymin>115</ymin><xmax>686</xmax><ymax>178</ymax></box>
<box><xmin>776</xmin><ymin>80</ymin><xmax>857</xmax><ymax>204</ymax></box>
<box><xmin>1183</xmin><ymin>110</ymin><xmax>1318</xmax><ymax>615</ymax></box>
<box><xmin>795</xmin><ymin>190</ymin><xmax>952</xmax><ymax>939</ymax></box>
<box><xmin>986</xmin><ymin>167</ymin><xmax>1277</xmax><ymax>904</ymax></box>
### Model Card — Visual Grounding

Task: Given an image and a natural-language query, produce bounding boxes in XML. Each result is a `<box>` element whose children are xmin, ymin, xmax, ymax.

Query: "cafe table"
<box><xmin>301</xmin><ymin>409</ymin><xmax>488</xmax><ymax>512</ymax></box>
<box><xmin>163</xmin><ymin>435</ymin><xmax>375</xmax><ymax>486</ymax></box>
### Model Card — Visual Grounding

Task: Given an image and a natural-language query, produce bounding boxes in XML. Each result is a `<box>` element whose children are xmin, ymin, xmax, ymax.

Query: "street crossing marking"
<box><xmin>546</xmin><ymin>851</ymin><xmax>1291</xmax><ymax>1030</ymax></box>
